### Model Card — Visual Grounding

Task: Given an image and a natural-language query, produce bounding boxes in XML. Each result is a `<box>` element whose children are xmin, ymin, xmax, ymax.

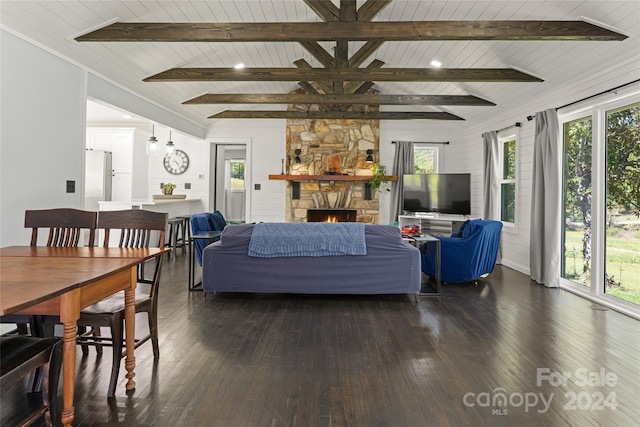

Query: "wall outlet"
<box><xmin>185</xmin><ymin>183</ymin><xmax>191</xmax><ymax>189</ymax></box>
<box><xmin>254</xmin><ymin>183</ymin><xmax>261</xmax><ymax>190</ymax></box>
<box><xmin>160</xmin><ymin>182</ymin><xmax>164</xmax><ymax>189</ymax></box>
<box><xmin>66</xmin><ymin>180</ymin><xmax>75</xmax><ymax>193</ymax></box>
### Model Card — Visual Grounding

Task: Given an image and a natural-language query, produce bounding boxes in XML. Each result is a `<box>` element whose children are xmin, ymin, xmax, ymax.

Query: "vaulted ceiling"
<box><xmin>1</xmin><ymin>1</ymin><xmax>638</xmax><ymax>128</ymax></box>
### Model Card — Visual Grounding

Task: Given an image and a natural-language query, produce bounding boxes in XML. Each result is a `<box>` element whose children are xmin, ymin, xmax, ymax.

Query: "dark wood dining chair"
<box><xmin>1</xmin><ymin>208</ymin><xmax>97</xmax><ymax>338</ymax></box>
<box><xmin>0</xmin><ymin>336</ymin><xmax>62</xmax><ymax>427</ymax></box>
<box><xmin>75</xmin><ymin>209</ymin><xmax>167</xmax><ymax>397</ymax></box>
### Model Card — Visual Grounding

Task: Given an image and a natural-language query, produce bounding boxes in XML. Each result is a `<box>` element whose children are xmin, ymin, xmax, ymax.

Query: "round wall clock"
<box><xmin>163</xmin><ymin>149</ymin><xmax>190</xmax><ymax>175</ymax></box>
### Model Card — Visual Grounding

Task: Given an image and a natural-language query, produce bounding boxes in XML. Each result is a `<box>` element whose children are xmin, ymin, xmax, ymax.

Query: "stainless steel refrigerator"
<box><xmin>85</xmin><ymin>149</ymin><xmax>113</xmax><ymax>212</ymax></box>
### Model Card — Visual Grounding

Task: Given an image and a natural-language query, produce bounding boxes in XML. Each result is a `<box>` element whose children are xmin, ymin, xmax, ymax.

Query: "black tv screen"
<box><xmin>402</xmin><ymin>173</ymin><xmax>471</xmax><ymax>215</ymax></box>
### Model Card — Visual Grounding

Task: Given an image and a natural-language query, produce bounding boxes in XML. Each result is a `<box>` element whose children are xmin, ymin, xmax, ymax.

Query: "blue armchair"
<box><xmin>190</xmin><ymin>211</ymin><xmax>227</xmax><ymax>266</ymax></box>
<box><xmin>421</xmin><ymin>219</ymin><xmax>503</xmax><ymax>284</ymax></box>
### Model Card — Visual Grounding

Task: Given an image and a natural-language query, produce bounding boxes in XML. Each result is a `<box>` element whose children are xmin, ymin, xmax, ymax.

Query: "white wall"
<box><xmin>146</xmin><ymin>128</ymin><xmax>208</xmax><ymax>213</ymax></box>
<box><xmin>0</xmin><ymin>30</ymin><xmax>210</xmax><ymax>247</ymax></box>
<box><xmin>1</xmin><ymin>30</ymin><xmax>85</xmax><ymax>246</ymax></box>
<box><xmin>206</xmin><ymin>119</ymin><xmax>286</xmax><ymax>223</ymax></box>
<box><xmin>378</xmin><ymin>120</ymin><xmax>467</xmax><ymax>224</ymax></box>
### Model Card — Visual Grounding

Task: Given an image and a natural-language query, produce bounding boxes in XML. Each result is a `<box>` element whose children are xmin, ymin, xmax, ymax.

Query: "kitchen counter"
<box><xmin>98</xmin><ymin>199</ymin><xmax>203</xmax><ymax>216</ymax></box>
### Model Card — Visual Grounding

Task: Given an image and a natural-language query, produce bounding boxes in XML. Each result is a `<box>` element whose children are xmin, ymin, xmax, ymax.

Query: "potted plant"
<box><xmin>161</xmin><ymin>183</ymin><xmax>176</xmax><ymax>195</ymax></box>
<box><xmin>368</xmin><ymin>163</ymin><xmax>390</xmax><ymax>192</ymax></box>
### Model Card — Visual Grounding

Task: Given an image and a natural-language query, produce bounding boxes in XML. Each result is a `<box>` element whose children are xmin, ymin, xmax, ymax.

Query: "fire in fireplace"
<box><xmin>307</xmin><ymin>209</ymin><xmax>357</xmax><ymax>223</ymax></box>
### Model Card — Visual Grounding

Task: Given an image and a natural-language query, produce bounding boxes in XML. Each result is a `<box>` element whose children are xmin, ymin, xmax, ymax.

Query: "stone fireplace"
<box><xmin>284</xmin><ymin>96</ymin><xmax>381</xmax><ymax>223</ymax></box>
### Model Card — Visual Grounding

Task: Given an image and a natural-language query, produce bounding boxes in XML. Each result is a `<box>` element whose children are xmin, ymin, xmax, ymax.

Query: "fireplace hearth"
<box><xmin>307</xmin><ymin>209</ymin><xmax>358</xmax><ymax>223</ymax></box>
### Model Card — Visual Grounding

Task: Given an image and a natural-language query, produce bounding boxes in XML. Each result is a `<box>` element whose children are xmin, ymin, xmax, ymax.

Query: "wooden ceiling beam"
<box><xmin>344</xmin><ymin>58</ymin><xmax>385</xmax><ymax>94</ymax></box>
<box><xmin>303</xmin><ymin>0</ymin><xmax>340</xmax><ymax>22</ymax></box>
<box><xmin>76</xmin><ymin>21</ymin><xmax>627</xmax><ymax>42</ymax></box>
<box><xmin>208</xmin><ymin>110</ymin><xmax>465</xmax><ymax>120</ymax></box>
<box><xmin>349</xmin><ymin>41</ymin><xmax>384</xmax><ymax>68</ymax></box>
<box><xmin>357</xmin><ymin>0</ymin><xmax>393</xmax><ymax>22</ymax></box>
<box><xmin>297</xmin><ymin>81</ymin><xmax>320</xmax><ymax>94</ymax></box>
<box><xmin>184</xmin><ymin>93</ymin><xmax>496</xmax><ymax>106</ymax></box>
<box><xmin>299</xmin><ymin>41</ymin><xmax>336</xmax><ymax>68</ymax></box>
<box><xmin>144</xmin><ymin>67</ymin><xmax>543</xmax><ymax>82</ymax></box>
<box><xmin>293</xmin><ymin>59</ymin><xmax>335</xmax><ymax>94</ymax></box>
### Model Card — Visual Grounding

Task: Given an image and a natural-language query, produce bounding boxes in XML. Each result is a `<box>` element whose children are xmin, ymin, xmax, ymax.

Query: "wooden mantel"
<box><xmin>268</xmin><ymin>174</ymin><xmax>397</xmax><ymax>182</ymax></box>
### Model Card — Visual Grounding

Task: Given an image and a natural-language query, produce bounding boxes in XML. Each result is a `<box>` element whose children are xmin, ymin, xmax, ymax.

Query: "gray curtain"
<box><xmin>482</xmin><ymin>131</ymin><xmax>500</xmax><ymax>220</ymax></box>
<box><xmin>530</xmin><ymin>109</ymin><xmax>561</xmax><ymax>287</ymax></box>
<box><xmin>390</xmin><ymin>141</ymin><xmax>414</xmax><ymax>222</ymax></box>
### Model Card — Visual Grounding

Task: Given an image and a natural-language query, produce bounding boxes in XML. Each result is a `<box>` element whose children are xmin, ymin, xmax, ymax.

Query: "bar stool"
<box><xmin>166</xmin><ymin>217</ymin><xmax>187</xmax><ymax>259</ymax></box>
<box><xmin>176</xmin><ymin>215</ymin><xmax>192</xmax><ymax>253</ymax></box>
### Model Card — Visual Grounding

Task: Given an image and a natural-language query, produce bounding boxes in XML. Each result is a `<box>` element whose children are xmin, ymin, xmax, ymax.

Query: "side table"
<box><xmin>411</xmin><ymin>235</ymin><xmax>441</xmax><ymax>296</ymax></box>
<box><xmin>189</xmin><ymin>231</ymin><xmax>222</xmax><ymax>291</ymax></box>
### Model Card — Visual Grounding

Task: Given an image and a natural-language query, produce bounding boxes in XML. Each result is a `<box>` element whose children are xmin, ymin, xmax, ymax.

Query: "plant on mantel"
<box><xmin>368</xmin><ymin>163</ymin><xmax>391</xmax><ymax>192</ymax></box>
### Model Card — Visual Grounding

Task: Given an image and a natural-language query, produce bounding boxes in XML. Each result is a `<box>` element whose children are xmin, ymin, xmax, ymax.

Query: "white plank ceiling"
<box><xmin>1</xmin><ymin>1</ymin><xmax>638</xmax><ymax>128</ymax></box>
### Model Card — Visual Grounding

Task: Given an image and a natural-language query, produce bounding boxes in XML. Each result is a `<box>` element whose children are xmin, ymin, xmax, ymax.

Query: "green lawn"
<box><xmin>564</xmin><ymin>224</ymin><xmax>640</xmax><ymax>305</ymax></box>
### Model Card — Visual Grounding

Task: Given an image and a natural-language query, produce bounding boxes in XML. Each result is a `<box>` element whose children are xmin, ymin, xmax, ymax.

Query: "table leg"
<box><xmin>59</xmin><ymin>290</ymin><xmax>80</xmax><ymax>427</ymax></box>
<box><xmin>124</xmin><ymin>266</ymin><xmax>137</xmax><ymax>391</ymax></box>
<box><xmin>435</xmin><ymin>239</ymin><xmax>442</xmax><ymax>294</ymax></box>
<box><xmin>189</xmin><ymin>238</ymin><xmax>195</xmax><ymax>290</ymax></box>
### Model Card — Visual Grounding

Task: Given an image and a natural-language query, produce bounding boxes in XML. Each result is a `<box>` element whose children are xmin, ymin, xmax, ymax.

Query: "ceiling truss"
<box><xmin>75</xmin><ymin>0</ymin><xmax>627</xmax><ymax>120</ymax></box>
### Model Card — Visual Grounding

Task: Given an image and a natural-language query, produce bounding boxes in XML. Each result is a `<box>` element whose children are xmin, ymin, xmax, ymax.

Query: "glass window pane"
<box><xmin>501</xmin><ymin>183</ymin><xmax>515</xmax><ymax>223</ymax></box>
<box><xmin>230</xmin><ymin>159</ymin><xmax>245</xmax><ymax>190</ymax></box>
<box><xmin>414</xmin><ymin>147</ymin><xmax>437</xmax><ymax>173</ymax></box>
<box><xmin>605</xmin><ymin>102</ymin><xmax>640</xmax><ymax>305</ymax></box>
<box><xmin>503</xmin><ymin>139</ymin><xmax>516</xmax><ymax>180</ymax></box>
<box><xmin>562</xmin><ymin>117</ymin><xmax>592</xmax><ymax>286</ymax></box>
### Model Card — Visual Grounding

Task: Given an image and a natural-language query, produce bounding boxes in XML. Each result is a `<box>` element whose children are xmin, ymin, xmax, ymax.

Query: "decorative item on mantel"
<box><xmin>368</xmin><ymin>164</ymin><xmax>391</xmax><ymax>192</ymax></box>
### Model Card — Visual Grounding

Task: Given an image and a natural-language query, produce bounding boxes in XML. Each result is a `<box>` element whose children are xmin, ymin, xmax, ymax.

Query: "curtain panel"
<box><xmin>530</xmin><ymin>109</ymin><xmax>561</xmax><ymax>287</ymax></box>
<box><xmin>390</xmin><ymin>141</ymin><xmax>414</xmax><ymax>222</ymax></box>
<box><xmin>482</xmin><ymin>131</ymin><xmax>500</xmax><ymax>220</ymax></box>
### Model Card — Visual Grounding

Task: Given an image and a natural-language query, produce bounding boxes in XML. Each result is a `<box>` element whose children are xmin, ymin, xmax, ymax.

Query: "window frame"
<box><xmin>413</xmin><ymin>144</ymin><xmax>440</xmax><ymax>174</ymax></box>
<box><xmin>498</xmin><ymin>131</ymin><xmax>518</xmax><ymax>228</ymax></box>
<box><xmin>558</xmin><ymin>88</ymin><xmax>640</xmax><ymax>319</ymax></box>
<box><xmin>225</xmin><ymin>158</ymin><xmax>246</xmax><ymax>193</ymax></box>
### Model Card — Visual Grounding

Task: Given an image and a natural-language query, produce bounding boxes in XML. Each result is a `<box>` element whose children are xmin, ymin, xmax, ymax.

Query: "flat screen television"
<box><xmin>402</xmin><ymin>173</ymin><xmax>471</xmax><ymax>215</ymax></box>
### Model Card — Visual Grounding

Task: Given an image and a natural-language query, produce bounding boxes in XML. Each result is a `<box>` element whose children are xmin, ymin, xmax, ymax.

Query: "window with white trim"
<box><xmin>413</xmin><ymin>145</ymin><xmax>439</xmax><ymax>173</ymax></box>
<box><xmin>499</xmin><ymin>134</ymin><xmax>517</xmax><ymax>224</ymax></box>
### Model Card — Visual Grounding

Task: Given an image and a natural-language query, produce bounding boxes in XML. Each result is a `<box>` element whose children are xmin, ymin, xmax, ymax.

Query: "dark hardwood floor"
<box><xmin>3</xmin><ymin>253</ymin><xmax>639</xmax><ymax>427</ymax></box>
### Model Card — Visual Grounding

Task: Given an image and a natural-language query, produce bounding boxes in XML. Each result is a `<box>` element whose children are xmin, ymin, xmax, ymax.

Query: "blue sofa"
<box><xmin>202</xmin><ymin>223</ymin><xmax>421</xmax><ymax>296</ymax></box>
<box><xmin>421</xmin><ymin>219</ymin><xmax>503</xmax><ymax>284</ymax></box>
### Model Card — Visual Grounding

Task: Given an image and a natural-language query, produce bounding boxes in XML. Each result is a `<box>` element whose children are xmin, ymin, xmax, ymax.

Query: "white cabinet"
<box><xmin>399</xmin><ymin>214</ymin><xmax>469</xmax><ymax>236</ymax></box>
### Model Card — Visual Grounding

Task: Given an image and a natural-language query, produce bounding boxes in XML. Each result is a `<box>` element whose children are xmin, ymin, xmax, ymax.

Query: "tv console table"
<box><xmin>399</xmin><ymin>214</ymin><xmax>470</xmax><ymax>236</ymax></box>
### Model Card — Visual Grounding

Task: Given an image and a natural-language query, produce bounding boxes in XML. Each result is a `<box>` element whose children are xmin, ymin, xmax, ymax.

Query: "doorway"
<box><xmin>214</xmin><ymin>145</ymin><xmax>247</xmax><ymax>223</ymax></box>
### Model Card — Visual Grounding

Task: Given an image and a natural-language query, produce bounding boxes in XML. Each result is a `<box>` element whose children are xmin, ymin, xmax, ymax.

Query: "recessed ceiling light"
<box><xmin>430</xmin><ymin>60</ymin><xmax>442</xmax><ymax>68</ymax></box>
<box><xmin>234</xmin><ymin>63</ymin><xmax>245</xmax><ymax>69</ymax></box>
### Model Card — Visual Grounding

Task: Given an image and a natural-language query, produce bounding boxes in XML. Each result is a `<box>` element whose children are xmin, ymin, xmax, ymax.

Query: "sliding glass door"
<box><xmin>561</xmin><ymin>95</ymin><xmax>639</xmax><ymax>310</ymax></box>
<box><xmin>604</xmin><ymin>102</ymin><xmax>640</xmax><ymax>304</ymax></box>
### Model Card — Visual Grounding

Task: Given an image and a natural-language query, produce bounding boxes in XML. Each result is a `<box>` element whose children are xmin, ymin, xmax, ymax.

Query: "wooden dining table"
<box><xmin>0</xmin><ymin>246</ymin><xmax>165</xmax><ymax>427</ymax></box>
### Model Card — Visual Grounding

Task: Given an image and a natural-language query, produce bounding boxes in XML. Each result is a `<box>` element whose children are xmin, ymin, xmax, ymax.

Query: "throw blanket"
<box><xmin>248</xmin><ymin>222</ymin><xmax>366</xmax><ymax>258</ymax></box>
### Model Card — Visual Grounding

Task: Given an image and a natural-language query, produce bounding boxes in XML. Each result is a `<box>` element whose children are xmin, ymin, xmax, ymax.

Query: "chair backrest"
<box><xmin>24</xmin><ymin>208</ymin><xmax>97</xmax><ymax>247</ymax></box>
<box><xmin>97</xmin><ymin>210</ymin><xmax>168</xmax><ymax>292</ymax></box>
<box><xmin>97</xmin><ymin>210</ymin><xmax>168</xmax><ymax>249</ymax></box>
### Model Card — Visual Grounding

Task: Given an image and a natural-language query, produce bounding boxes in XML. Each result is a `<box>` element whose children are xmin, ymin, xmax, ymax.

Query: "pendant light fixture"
<box><xmin>147</xmin><ymin>124</ymin><xmax>158</xmax><ymax>154</ymax></box>
<box><xmin>165</xmin><ymin>130</ymin><xmax>175</xmax><ymax>156</ymax></box>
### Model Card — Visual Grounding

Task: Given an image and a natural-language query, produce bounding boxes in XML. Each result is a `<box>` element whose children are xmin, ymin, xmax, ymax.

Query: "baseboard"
<box><xmin>500</xmin><ymin>258</ymin><xmax>530</xmax><ymax>276</ymax></box>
